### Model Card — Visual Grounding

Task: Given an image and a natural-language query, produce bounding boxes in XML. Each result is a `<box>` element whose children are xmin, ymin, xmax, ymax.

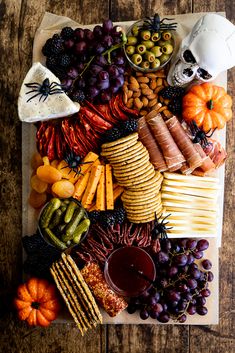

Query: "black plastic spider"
<box><xmin>62</xmin><ymin>151</ymin><xmax>92</xmax><ymax>176</ymax></box>
<box><xmin>152</xmin><ymin>214</ymin><xmax>173</xmax><ymax>239</ymax></box>
<box><xmin>25</xmin><ymin>78</ymin><xmax>64</xmax><ymax>102</ymax></box>
<box><xmin>190</xmin><ymin>121</ymin><xmax>216</xmax><ymax>148</ymax></box>
<box><xmin>143</xmin><ymin>13</ymin><xmax>177</xmax><ymax>33</ymax></box>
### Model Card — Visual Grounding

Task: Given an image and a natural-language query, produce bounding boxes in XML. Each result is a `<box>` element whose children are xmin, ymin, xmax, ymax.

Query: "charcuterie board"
<box><xmin>20</xmin><ymin>12</ymin><xmax>232</xmax><ymax>327</ymax></box>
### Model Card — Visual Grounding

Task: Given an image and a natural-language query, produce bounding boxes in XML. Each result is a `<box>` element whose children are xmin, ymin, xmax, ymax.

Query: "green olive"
<box><xmin>159</xmin><ymin>53</ymin><xmax>170</xmax><ymax>64</ymax></box>
<box><xmin>140</xmin><ymin>30</ymin><xmax>151</xmax><ymax>41</ymax></box>
<box><xmin>127</xmin><ymin>36</ymin><xmax>138</xmax><ymax>45</ymax></box>
<box><xmin>144</xmin><ymin>51</ymin><xmax>155</xmax><ymax>62</ymax></box>
<box><xmin>140</xmin><ymin>61</ymin><xmax>150</xmax><ymax>69</ymax></box>
<box><xmin>150</xmin><ymin>46</ymin><xmax>162</xmax><ymax>57</ymax></box>
<box><xmin>126</xmin><ymin>45</ymin><xmax>136</xmax><ymax>55</ymax></box>
<box><xmin>151</xmin><ymin>58</ymin><xmax>161</xmax><ymax>69</ymax></box>
<box><xmin>136</xmin><ymin>44</ymin><xmax>146</xmax><ymax>54</ymax></box>
<box><xmin>141</xmin><ymin>40</ymin><xmax>154</xmax><ymax>50</ymax></box>
<box><xmin>162</xmin><ymin>43</ymin><xmax>174</xmax><ymax>55</ymax></box>
<box><xmin>131</xmin><ymin>53</ymin><xmax>142</xmax><ymax>65</ymax></box>
<box><xmin>132</xmin><ymin>25</ymin><xmax>139</xmax><ymax>36</ymax></box>
<box><xmin>162</xmin><ymin>31</ymin><xmax>172</xmax><ymax>41</ymax></box>
<box><xmin>151</xmin><ymin>32</ymin><xmax>161</xmax><ymax>42</ymax></box>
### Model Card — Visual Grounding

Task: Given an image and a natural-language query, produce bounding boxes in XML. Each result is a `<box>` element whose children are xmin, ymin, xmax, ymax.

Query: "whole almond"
<box><xmin>150</xmin><ymin>80</ymin><xmax>157</xmax><ymax>90</ymax></box>
<box><xmin>151</xmin><ymin>102</ymin><xmax>162</xmax><ymax>111</ymax></box>
<box><xmin>148</xmin><ymin>98</ymin><xmax>158</xmax><ymax>108</ymax></box>
<box><xmin>130</xmin><ymin>76</ymin><xmax>139</xmax><ymax>87</ymax></box>
<box><xmin>146</xmin><ymin>73</ymin><xmax>157</xmax><ymax>79</ymax></box>
<box><xmin>129</xmin><ymin>83</ymin><xmax>140</xmax><ymax>92</ymax></box>
<box><xmin>123</xmin><ymin>92</ymin><xmax>128</xmax><ymax>104</ymax></box>
<box><xmin>137</xmin><ymin>76</ymin><xmax>149</xmax><ymax>83</ymax></box>
<box><xmin>127</xmin><ymin>90</ymin><xmax>133</xmax><ymax>98</ymax></box>
<box><xmin>136</xmin><ymin>72</ymin><xmax>143</xmax><ymax>77</ymax></box>
<box><xmin>158</xmin><ymin>106</ymin><xmax>168</xmax><ymax>113</ymax></box>
<box><xmin>154</xmin><ymin>86</ymin><xmax>164</xmax><ymax>94</ymax></box>
<box><xmin>156</xmin><ymin>78</ymin><xmax>163</xmax><ymax>86</ymax></box>
<box><xmin>156</xmin><ymin>71</ymin><xmax>166</xmax><ymax>78</ymax></box>
<box><xmin>134</xmin><ymin>97</ymin><xmax>144</xmax><ymax>110</ymax></box>
<box><xmin>133</xmin><ymin>90</ymin><xmax>141</xmax><ymax>98</ymax></box>
<box><xmin>123</xmin><ymin>84</ymin><xmax>128</xmax><ymax>93</ymax></box>
<box><xmin>147</xmin><ymin>93</ymin><xmax>157</xmax><ymax>100</ymax></box>
<box><xmin>140</xmin><ymin>83</ymin><xmax>149</xmax><ymax>89</ymax></box>
<box><xmin>141</xmin><ymin>96</ymin><xmax>149</xmax><ymax>107</ymax></box>
<box><xmin>126</xmin><ymin>98</ymin><xmax>134</xmax><ymax>108</ymax></box>
<box><xmin>142</xmin><ymin>88</ymin><xmax>153</xmax><ymax>96</ymax></box>
<box><xmin>140</xmin><ymin>109</ymin><xmax>148</xmax><ymax>116</ymax></box>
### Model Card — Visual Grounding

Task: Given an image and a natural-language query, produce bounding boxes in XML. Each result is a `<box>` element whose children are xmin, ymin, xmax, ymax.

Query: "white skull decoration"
<box><xmin>167</xmin><ymin>14</ymin><xmax>235</xmax><ymax>86</ymax></box>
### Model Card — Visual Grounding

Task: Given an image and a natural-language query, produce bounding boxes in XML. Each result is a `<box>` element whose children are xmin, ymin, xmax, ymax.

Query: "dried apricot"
<box><xmin>31</xmin><ymin>175</ymin><xmax>48</xmax><ymax>193</ymax></box>
<box><xmin>37</xmin><ymin>165</ymin><xmax>62</xmax><ymax>184</ymax></box>
<box><xmin>57</xmin><ymin>160</ymin><xmax>76</xmax><ymax>180</ymax></box>
<box><xmin>31</xmin><ymin>153</ymin><xmax>43</xmax><ymax>170</ymax></box>
<box><xmin>52</xmin><ymin>180</ymin><xmax>75</xmax><ymax>198</ymax></box>
<box><xmin>28</xmin><ymin>190</ymin><xmax>47</xmax><ymax>209</ymax></box>
<box><xmin>51</xmin><ymin>160</ymin><xmax>59</xmax><ymax>168</ymax></box>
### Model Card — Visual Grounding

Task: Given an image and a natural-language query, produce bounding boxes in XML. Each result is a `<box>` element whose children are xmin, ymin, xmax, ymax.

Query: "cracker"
<box><xmin>101</xmin><ymin>141</ymin><xmax>142</xmax><ymax>157</ymax></box>
<box><xmin>114</xmin><ymin>154</ymin><xmax>150</xmax><ymax>172</ymax></box>
<box><xmin>109</xmin><ymin>146</ymin><xmax>148</xmax><ymax>164</ymax></box>
<box><xmin>118</xmin><ymin>168</ymin><xmax>155</xmax><ymax>186</ymax></box>
<box><xmin>128</xmin><ymin>173</ymin><xmax>163</xmax><ymax>190</ymax></box>
<box><xmin>114</xmin><ymin>161</ymin><xmax>152</xmax><ymax>178</ymax></box>
<box><xmin>110</xmin><ymin>150</ymin><xmax>149</xmax><ymax>166</ymax></box>
<box><xmin>122</xmin><ymin>188</ymin><xmax>160</xmax><ymax>199</ymax></box>
<box><xmin>123</xmin><ymin>194</ymin><xmax>161</xmax><ymax>206</ymax></box>
<box><xmin>125</xmin><ymin>203</ymin><xmax>162</xmax><ymax>215</ymax></box>
<box><xmin>50</xmin><ymin>265</ymin><xmax>86</xmax><ymax>335</ymax></box>
<box><xmin>114</xmin><ymin>164</ymin><xmax>154</xmax><ymax>180</ymax></box>
<box><xmin>64</xmin><ymin>254</ymin><xmax>103</xmax><ymax>324</ymax></box>
<box><xmin>128</xmin><ymin>213</ymin><xmax>156</xmax><ymax>223</ymax></box>
<box><xmin>101</xmin><ymin>133</ymin><xmax>138</xmax><ymax>149</ymax></box>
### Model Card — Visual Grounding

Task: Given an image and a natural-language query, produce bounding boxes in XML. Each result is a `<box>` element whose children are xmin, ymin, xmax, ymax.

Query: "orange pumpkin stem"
<box><xmin>206</xmin><ymin>99</ymin><xmax>214</xmax><ymax>110</ymax></box>
<box><xmin>31</xmin><ymin>301</ymin><xmax>40</xmax><ymax>309</ymax></box>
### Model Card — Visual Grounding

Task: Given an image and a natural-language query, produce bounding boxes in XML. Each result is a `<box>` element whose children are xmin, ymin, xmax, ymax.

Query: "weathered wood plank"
<box><xmin>190</xmin><ymin>1</ymin><xmax>235</xmax><ymax>353</ymax></box>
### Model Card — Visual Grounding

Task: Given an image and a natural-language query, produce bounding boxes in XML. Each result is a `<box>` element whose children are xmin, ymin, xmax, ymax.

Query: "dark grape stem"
<box><xmin>102</xmin><ymin>35</ymin><xmax>127</xmax><ymax>64</ymax></box>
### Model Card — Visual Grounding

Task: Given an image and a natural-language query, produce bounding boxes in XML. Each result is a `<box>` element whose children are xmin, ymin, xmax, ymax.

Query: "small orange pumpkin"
<box><xmin>182</xmin><ymin>83</ymin><xmax>232</xmax><ymax>131</ymax></box>
<box><xmin>14</xmin><ymin>278</ymin><xmax>61</xmax><ymax>327</ymax></box>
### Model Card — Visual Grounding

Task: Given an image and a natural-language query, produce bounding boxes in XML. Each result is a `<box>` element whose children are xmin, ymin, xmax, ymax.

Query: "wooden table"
<box><xmin>0</xmin><ymin>0</ymin><xmax>234</xmax><ymax>352</ymax></box>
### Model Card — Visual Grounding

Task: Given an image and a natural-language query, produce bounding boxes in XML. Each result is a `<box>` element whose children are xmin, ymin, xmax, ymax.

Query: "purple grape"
<box><xmin>76</xmin><ymin>62</ymin><xmax>85</xmax><ymax>73</ymax></box>
<box><xmin>148</xmin><ymin>296</ymin><xmax>157</xmax><ymax>306</ymax></box>
<box><xmin>157</xmin><ymin>312</ymin><xmax>170</xmax><ymax>323</ymax></box>
<box><xmin>178</xmin><ymin>314</ymin><xmax>187</xmax><ymax>323</ymax></box>
<box><xmin>160</xmin><ymin>278</ymin><xmax>168</xmax><ymax>288</ymax></box>
<box><xmin>90</xmin><ymin>64</ymin><xmax>103</xmax><ymax>76</ymax></box>
<box><xmin>112</xmin><ymin>25</ymin><xmax>122</xmax><ymax>37</ymax></box>
<box><xmin>201</xmin><ymin>259</ymin><xmax>212</xmax><ymax>270</ymax></box>
<box><xmin>149</xmin><ymin>308</ymin><xmax>159</xmax><ymax>319</ymax></box>
<box><xmin>178</xmin><ymin>238</ymin><xmax>187</xmax><ymax>249</ymax></box>
<box><xmin>187</xmin><ymin>253</ymin><xmax>195</xmax><ymax>265</ymax></box>
<box><xmin>159</xmin><ymin>300</ymin><xmax>168</xmax><ymax>312</ymax></box>
<box><xmin>187</xmin><ymin>278</ymin><xmax>197</xmax><ymax>289</ymax></box>
<box><xmin>127</xmin><ymin>304</ymin><xmax>136</xmax><ymax>314</ymax></box>
<box><xmin>102</xmin><ymin>19</ymin><xmax>113</xmax><ymax>33</ymax></box>
<box><xmin>190</xmin><ymin>298</ymin><xmax>197</xmax><ymax>305</ymax></box>
<box><xmin>86</xmin><ymin>86</ymin><xmax>99</xmax><ymax>99</ymax></box>
<box><xmin>207</xmin><ymin>271</ymin><xmax>214</xmax><ymax>282</ymax></box>
<box><xmin>152</xmin><ymin>303</ymin><xmax>163</xmax><ymax>314</ymax></box>
<box><xmin>109</xmin><ymin>84</ymin><xmax>120</xmax><ymax>95</ymax></box>
<box><xmin>186</xmin><ymin>239</ymin><xmax>197</xmax><ymax>250</ymax></box>
<box><xmin>60</xmin><ymin>78</ymin><xmax>73</xmax><ymax>90</ymax></box>
<box><xmin>79</xmin><ymin>53</ymin><xmax>88</xmax><ymax>63</ymax></box>
<box><xmin>140</xmin><ymin>309</ymin><xmax>149</xmax><ymax>320</ymax></box>
<box><xmin>183</xmin><ymin>292</ymin><xmax>193</xmax><ymax>301</ymax></box>
<box><xmin>74</xmin><ymin>28</ymin><xmax>85</xmax><ymax>40</ymax></box>
<box><xmin>107</xmin><ymin>64</ymin><xmax>120</xmax><ymax>78</ymax></box>
<box><xmin>94</xmin><ymin>43</ymin><xmax>105</xmax><ymax>54</ymax></box>
<box><xmin>67</xmin><ymin>67</ymin><xmax>79</xmax><ymax>79</ymax></box>
<box><xmin>64</xmin><ymin>39</ymin><xmax>74</xmax><ymax>49</ymax></box>
<box><xmin>180</xmin><ymin>265</ymin><xmax>189</xmax><ymax>274</ymax></box>
<box><xmin>97</xmin><ymin>80</ymin><xmax>110</xmax><ymax>91</ymax></box>
<box><xmin>168</xmin><ymin>290</ymin><xmax>181</xmax><ymax>302</ymax></box>
<box><xmin>112</xmin><ymin>75</ymin><xmax>124</xmax><ymax>88</ymax></box>
<box><xmin>177</xmin><ymin>284</ymin><xmax>189</xmax><ymax>293</ymax></box>
<box><xmin>193</xmin><ymin>250</ymin><xmax>203</xmax><ymax>259</ymax></box>
<box><xmin>167</xmin><ymin>266</ymin><xmax>178</xmax><ymax>277</ymax></box>
<box><xmin>100</xmin><ymin>90</ymin><xmax>112</xmax><ymax>103</ymax></box>
<box><xmin>161</xmin><ymin>238</ymin><xmax>172</xmax><ymax>252</ymax></box>
<box><xmin>178</xmin><ymin>299</ymin><xmax>188</xmax><ymax>311</ymax></box>
<box><xmin>87</xmin><ymin>76</ymin><xmax>97</xmax><ymax>86</ymax></box>
<box><xmin>196</xmin><ymin>306</ymin><xmax>208</xmax><ymax>316</ymax></box>
<box><xmin>98</xmin><ymin>70</ymin><xmax>109</xmax><ymax>81</ymax></box>
<box><xmin>190</xmin><ymin>263</ymin><xmax>198</xmax><ymax>270</ymax></box>
<box><xmin>190</xmin><ymin>268</ymin><xmax>201</xmax><ymax>279</ymax></box>
<box><xmin>174</xmin><ymin>254</ymin><xmax>188</xmax><ymax>266</ymax></box>
<box><xmin>114</xmin><ymin>54</ymin><xmax>125</xmax><ymax>65</ymax></box>
<box><xmin>196</xmin><ymin>296</ymin><xmax>206</xmax><ymax>306</ymax></box>
<box><xmin>93</xmin><ymin>25</ymin><xmax>103</xmax><ymax>38</ymax></box>
<box><xmin>197</xmin><ymin>239</ymin><xmax>209</xmax><ymax>251</ymax></box>
<box><xmin>200</xmin><ymin>288</ymin><xmax>211</xmax><ymax>297</ymax></box>
<box><xmin>172</xmin><ymin>244</ymin><xmax>181</xmax><ymax>253</ymax></box>
<box><xmin>84</xmin><ymin>29</ymin><xmax>94</xmax><ymax>41</ymax></box>
<box><xmin>187</xmin><ymin>304</ymin><xmax>196</xmax><ymax>315</ymax></box>
<box><xmin>74</xmin><ymin>41</ymin><xmax>87</xmax><ymax>54</ymax></box>
<box><xmin>131</xmin><ymin>297</ymin><xmax>141</xmax><ymax>307</ymax></box>
<box><xmin>113</xmin><ymin>37</ymin><xmax>122</xmax><ymax>45</ymax></box>
<box><xmin>94</xmin><ymin>55</ymin><xmax>108</xmax><ymax>67</ymax></box>
<box><xmin>103</xmin><ymin>35</ymin><xmax>113</xmax><ymax>48</ymax></box>
<box><xmin>139</xmin><ymin>290</ymin><xmax>149</xmax><ymax>301</ymax></box>
<box><xmin>155</xmin><ymin>251</ymin><xmax>169</xmax><ymax>264</ymax></box>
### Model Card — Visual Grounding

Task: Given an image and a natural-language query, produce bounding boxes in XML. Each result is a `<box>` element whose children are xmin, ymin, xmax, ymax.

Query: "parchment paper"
<box><xmin>22</xmin><ymin>12</ymin><xmax>228</xmax><ymax>325</ymax></box>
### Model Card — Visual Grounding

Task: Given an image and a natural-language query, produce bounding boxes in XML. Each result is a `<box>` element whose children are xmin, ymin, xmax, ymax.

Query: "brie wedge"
<box><xmin>18</xmin><ymin>62</ymin><xmax>80</xmax><ymax>122</ymax></box>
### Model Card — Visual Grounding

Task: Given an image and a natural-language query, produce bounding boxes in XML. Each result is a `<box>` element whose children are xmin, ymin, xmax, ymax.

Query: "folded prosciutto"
<box><xmin>166</xmin><ymin>116</ymin><xmax>203</xmax><ymax>172</ymax></box>
<box><xmin>146</xmin><ymin>111</ymin><xmax>185</xmax><ymax>171</ymax></box>
<box><xmin>138</xmin><ymin>116</ymin><xmax>167</xmax><ymax>172</ymax></box>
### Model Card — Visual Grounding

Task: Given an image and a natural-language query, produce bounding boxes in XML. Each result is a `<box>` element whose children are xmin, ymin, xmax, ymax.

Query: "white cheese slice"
<box><xmin>18</xmin><ymin>62</ymin><xmax>80</xmax><ymax>122</ymax></box>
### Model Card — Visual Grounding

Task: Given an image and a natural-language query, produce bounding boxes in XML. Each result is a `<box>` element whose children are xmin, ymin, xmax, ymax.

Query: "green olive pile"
<box><xmin>125</xmin><ymin>24</ymin><xmax>174</xmax><ymax>70</ymax></box>
<box><xmin>39</xmin><ymin>198</ymin><xmax>90</xmax><ymax>250</ymax></box>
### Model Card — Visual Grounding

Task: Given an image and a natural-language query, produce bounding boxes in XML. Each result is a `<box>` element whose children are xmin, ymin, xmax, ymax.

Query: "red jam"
<box><xmin>104</xmin><ymin>246</ymin><xmax>156</xmax><ymax>297</ymax></box>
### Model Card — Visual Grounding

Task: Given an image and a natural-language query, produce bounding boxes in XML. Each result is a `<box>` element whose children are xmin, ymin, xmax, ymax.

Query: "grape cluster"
<box><xmin>42</xmin><ymin>20</ymin><xmax>126</xmax><ymax>103</ymax></box>
<box><xmin>127</xmin><ymin>238</ymin><xmax>214</xmax><ymax>323</ymax></box>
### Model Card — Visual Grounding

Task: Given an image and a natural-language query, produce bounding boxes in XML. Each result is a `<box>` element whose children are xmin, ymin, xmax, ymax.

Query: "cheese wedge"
<box><xmin>164</xmin><ymin>172</ymin><xmax>219</xmax><ymax>183</ymax></box>
<box><xmin>163</xmin><ymin>179</ymin><xmax>219</xmax><ymax>189</ymax></box>
<box><xmin>18</xmin><ymin>62</ymin><xmax>80</xmax><ymax>122</ymax></box>
<box><xmin>161</xmin><ymin>185</ymin><xmax>219</xmax><ymax>198</ymax></box>
<box><xmin>162</xmin><ymin>200</ymin><xmax>217</xmax><ymax>211</ymax></box>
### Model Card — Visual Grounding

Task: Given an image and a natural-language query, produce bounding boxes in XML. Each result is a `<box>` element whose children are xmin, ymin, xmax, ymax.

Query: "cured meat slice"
<box><xmin>194</xmin><ymin>143</ymin><xmax>215</xmax><ymax>173</ymax></box>
<box><xmin>204</xmin><ymin>138</ymin><xmax>227</xmax><ymax>168</ymax></box>
<box><xmin>138</xmin><ymin>117</ymin><xmax>167</xmax><ymax>172</ymax></box>
<box><xmin>81</xmin><ymin>262</ymin><xmax>128</xmax><ymax>317</ymax></box>
<box><xmin>146</xmin><ymin>111</ymin><xmax>185</xmax><ymax>170</ymax></box>
<box><xmin>166</xmin><ymin>116</ymin><xmax>203</xmax><ymax>172</ymax></box>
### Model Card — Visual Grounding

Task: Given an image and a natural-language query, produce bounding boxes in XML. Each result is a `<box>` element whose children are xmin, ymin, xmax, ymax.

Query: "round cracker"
<box><xmin>121</xmin><ymin>191</ymin><xmax>159</xmax><ymax>202</ymax></box>
<box><xmin>118</xmin><ymin>168</ymin><xmax>156</xmax><ymax>187</ymax></box>
<box><xmin>123</xmin><ymin>195</ymin><xmax>161</xmax><ymax>206</ymax></box>
<box><xmin>115</xmin><ymin>164</ymin><xmax>154</xmax><ymax>181</ymax></box>
<box><xmin>101</xmin><ymin>133</ymin><xmax>138</xmax><ymax>149</ymax></box>
<box><xmin>125</xmin><ymin>204</ymin><xmax>162</xmax><ymax>215</ymax></box>
<box><xmin>112</xmin><ymin>154</ymin><xmax>150</xmax><ymax>173</ymax></box>
<box><xmin>123</xmin><ymin>184</ymin><xmax>161</xmax><ymax>197</ymax></box>
<box><xmin>124</xmin><ymin>199</ymin><xmax>162</xmax><ymax>211</ymax></box>
<box><xmin>109</xmin><ymin>146</ymin><xmax>148</xmax><ymax>164</ymax></box>
<box><xmin>114</xmin><ymin>161</ymin><xmax>153</xmax><ymax>178</ymax></box>
<box><xmin>111</xmin><ymin>150</ymin><xmax>149</xmax><ymax>167</ymax></box>
<box><xmin>101</xmin><ymin>141</ymin><xmax>143</xmax><ymax>157</ymax></box>
<box><xmin>128</xmin><ymin>213</ymin><xmax>156</xmax><ymax>223</ymax></box>
<box><xmin>128</xmin><ymin>173</ymin><xmax>163</xmax><ymax>190</ymax></box>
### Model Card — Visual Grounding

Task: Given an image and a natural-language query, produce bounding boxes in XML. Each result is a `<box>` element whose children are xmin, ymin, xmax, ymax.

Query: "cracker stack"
<box><xmin>50</xmin><ymin>253</ymin><xmax>102</xmax><ymax>335</ymax></box>
<box><xmin>101</xmin><ymin>133</ymin><xmax>163</xmax><ymax>223</ymax></box>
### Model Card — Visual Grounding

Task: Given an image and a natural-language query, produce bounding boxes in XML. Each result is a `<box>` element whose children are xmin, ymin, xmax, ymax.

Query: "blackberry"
<box><xmin>160</xmin><ymin>86</ymin><xmax>185</xmax><ymax>99</ymax></box>
<box><xmin>168</xmin><ymin>97</ymin><xmax>183</xmax><ymax>115</ymax></box>
<box><xmin>103</xmin><ymin>127</ymin><xmax>122</xmax><ymax>143</ymax></box>
<box><xmin>61</xmin><ymin>27</ymin><xmax>74</xmax><ymax>40</ymax></box>
<box><xmin>121</xmin><ymin>118</ymin><xmax>138</xmax><ymax>136</ymax></box>
<box><xmin>42</xmin><ymin>38</ymin><xmax>53</xmax><ymax>56</ymax></box>
<box><xmin>22</xmin><ymin>233</ymin><xmax>46</xmax><ymax>255</ymax></box>
<box><xmin>58</xmin><ymin>53</ymin><xmax>71</xmax><ymax>67</ymax></box>
<box><xmin>113</xmin><ymin>207</ymin><xmax>126</xmax><ymax>224</ymax></box>
<box><xmin>71</xmin><ymin>90</ymin><xmax>86</xmax><ymax>103</ymax></box>
<box><xmin>45</xmin><ymin>35</ymin><xmax>64</xmax><ymax>56</ymax></box>
<box><xmin>46</xmin><ymin>56</ymin><xmax>57</xmax><ymax>71</ymax></box>
<box><xmin>99</xmin><ymin>212</ymin><xmax>116</xmax><ymax>228</ymax></box>
<box><xmin>89</xmin><ymin>210</ymin><xmax>101</xmax><ymax>224</ymax></box>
